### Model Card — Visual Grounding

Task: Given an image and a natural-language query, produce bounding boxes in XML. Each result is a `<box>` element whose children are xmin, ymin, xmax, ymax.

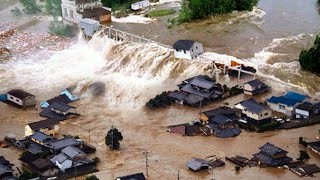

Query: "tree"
<box><xmin>178</xmin><ymin>0</ymin><xmax>259</xmax><ymax>23</ymax></box>
<box><xmin>299</xmin><ymin>35</ymin><xmax>320</xmax><ymax>74</ymax></box>
<box><xmin>105</xmin><ymin>127</ymin><xmax>123</xmax><ymax>150</ymax></box>
<box><xmin>86</xmin><ymin>175</ymin><xmax>99</xmax><ymax>180</ymax></box>
<box><xmin>45</xmin><ymin>0</ymin><xmax>62</xmax><ymax>16</ymax></box>
<box><xmin>19</xmin><ymin>0</ymin><xmax>41</xmax><ymax>14</ymax></box>
<box><xmin>297</xmin><ymin>150</ymin><xmax>310</xmax><ymax>162</ymax></box>
<box><xmin>18</xmin><ymin>170</ymin><xmax>39</xmax><ymax>180</ymax></box>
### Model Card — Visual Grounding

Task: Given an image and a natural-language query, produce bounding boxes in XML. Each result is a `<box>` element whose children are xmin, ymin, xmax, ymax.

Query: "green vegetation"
<box><xmin>147</xmin><ymin>9</ymin><xmax>176</xmax><ymax>17</ymax></box>
<box><xmin>18</xmin><ymin>170</ymin><xmax>39</xmax><ymax>180</ymax></box>
<box><xmin>235</xmin><ymin>166</ymin><xmax>241</xmax><ymax>171</ymax></box>
<box><xmin>48</xmin><ymin>20</ymin><xmax>76</xmax><ymax>37</ymax></box>
<box><xmin>299</xmin><ymin>35</ymin><xmax>320</xmax><ymax>74</ymax></box>
<box><xmin>257</xmin><ymin>121</ymin><xmax>281</xmax><ymax>132</ymax></box>
<box><xmin>299</xmin><ymin>137</ymin><xmax>308</xmax><ymax>147</ymax></box>
<box><xmin>93</xmin><ymin>157</ymin><xmax>101</xmax><ymax>165</ymax></box>
<box><xmin>45</xmin><ymin>0</ymin><xmax>62</xmax><ymax>16</ymax></box>
<box><xmin>105</xmin><ymin>127</ymin><xmax>123</xmax><ymax>150</ymax></box>
<box><xmin>101</xmin><ymin>0</ymin><xmax>139</xmax><ymax>10</ymax></box>
<box><xmin>146</xmin><ymin>92</ymin><xmax>173</xmax><ymax>109</ymax></box>
<box><xmin>178</xmin><ymin>0</ymin><xmax>259</xmax><ymax>23</ymax></box>
<box><xmin>297</xmin><ymin>150</ymin><xmax>310</xmax><ymax>162</ymax></box>
<box><xmin>19</xmin><ymin>0</ymin><xmax>42</xmax><ymax>14</ymax></box>
<box><xmin>10</xmin><ymin>7</ymin><xmax>22</xmax><ymax>16</ymax></box>
<box><xmin>86</xmin><ymin>175</ymin><xmax>100</xmax><ymax>180</ymax></box>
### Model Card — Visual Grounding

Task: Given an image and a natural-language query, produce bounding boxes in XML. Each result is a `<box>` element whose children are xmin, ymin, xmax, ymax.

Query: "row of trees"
<box><xmin>18</xmin><ymin>0</ymin><xmax>61</xmax><ymax>16</ymax></box>
<box><xmin>299</xmin><ymin>35</ymin><xmax>320</xmax><ymax>74</ymax></box>
<box><xmin>178</xmin><ymin>0</ymin><xmax>259</xmax><ymax>23</ymax></box>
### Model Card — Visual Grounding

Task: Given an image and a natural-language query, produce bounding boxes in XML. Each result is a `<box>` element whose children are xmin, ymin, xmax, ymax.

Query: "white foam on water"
<box><xmin>112</xmin><ymin>15</ymin><xmax>155</xmax><ymax>24</ymax></box>
<box><xmin>227</xmin><ymin>7</ymin><xmax>266</xmax><ymax>25</ymax></box>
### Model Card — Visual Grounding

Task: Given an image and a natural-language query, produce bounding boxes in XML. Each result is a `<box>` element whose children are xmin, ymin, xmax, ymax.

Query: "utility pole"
<box><xmin>177</xmin><ymin>169</ymin><xmax>180</xmax><ymax>180</ymax></box>
<box><xmin>145</xmin><ymin>151</ymin><xmax>149</xmax><ymax>177</ymax></box>
<box><xmin>111</xmin><ymin>125</ymin><xmax>114</xmax><ymax>150</ymax></box>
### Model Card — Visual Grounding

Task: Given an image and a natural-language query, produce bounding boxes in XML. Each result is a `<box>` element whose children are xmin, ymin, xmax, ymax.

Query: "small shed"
<box><xmin>173</xmin><ymin>40</ymin><xmax>204</xmax><ymax>60</ymax></box>
<box><xmin>131</xmin><ymin>0</ymin><xmax>150</xmax><ymax>11</ymax></box>
<box><xmin>7</xmin><ymin>89</ymin><xmax>36</xmax><ymax>107</ymax></box>
<box><xmin>79</xmin><ymin>18</ymin><xmax>100</xmax><ymax>38</ymax></box>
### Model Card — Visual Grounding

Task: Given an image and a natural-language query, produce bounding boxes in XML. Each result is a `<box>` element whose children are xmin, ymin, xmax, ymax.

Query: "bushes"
<box><xmin>299</xmin><ymin>35</ymin><xmax>320</xmax><ymax>74</ymax></box>
<box><xmin>147</xmin><ymin>9</ymin><xmax>176</xmax><ymax>17</ymax></box>
<box><xmin>297</xmin><ymin>150</ymin><xmax>310</xmax><ymax>162</ymax></box>
<box><xmin>19</xmin><ymin>0</ymin><xmax>42</xmax><ymax>14</ymax></box>
<box><xmin>178</xmin><ymin>0</ymin><xmax>259</xmax><ymax>23</ymax></box>
<box><xmin>146</xmin><ymin>92</ymin><xmax>173</xmax><ymax>109</ymax></box>
<box><xmin>299</xmin><ymin>137</ymin><xmax>308</xmax><ymax>147</ymax></box>
<box><xmin>48</xmin><ymin>20</ymin><xmax>76</xmax><ymax>37</ymax></box>
<box><xmin>257</xmin><ymin>122</ymin><xmax>281</xmax><ymax>132</ymax></box>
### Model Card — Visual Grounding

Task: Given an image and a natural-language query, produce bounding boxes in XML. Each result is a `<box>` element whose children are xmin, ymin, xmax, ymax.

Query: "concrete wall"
<box><xmin>7</xmin><ymin>94</ymin><xmax>23</xmax><ymax>106</ymax></box>
<box><xmin>268</xmin><ymin>102</ymin><xmax>294</xmax><ymax>117</ymax></box>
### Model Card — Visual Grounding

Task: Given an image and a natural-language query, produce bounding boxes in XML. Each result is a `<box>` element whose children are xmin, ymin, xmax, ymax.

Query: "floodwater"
<box><xmin>0</xmin><ymin>0</ymin><xmax>320</xmax><ymax>180</ymax></box>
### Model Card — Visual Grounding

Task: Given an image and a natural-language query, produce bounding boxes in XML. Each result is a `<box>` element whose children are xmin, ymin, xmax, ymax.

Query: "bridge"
<box><xmin>98</xmin><ymin>25</ymin><xmax>257</xmax><ymax>79</ymax></box>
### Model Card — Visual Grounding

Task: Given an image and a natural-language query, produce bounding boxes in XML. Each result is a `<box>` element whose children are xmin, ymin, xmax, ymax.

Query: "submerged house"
<box><xmin>30</xmin><ymin>131</ymin><xmax>54</xmax><ymax>145</ymax></box>
<box><xmin>7</xmin><ymin>89</ymin><xmax>36</xmax><ymax>107</ymax></box>
<box><xmin>79</xmin><ymin>18</ymin><xmax>99</xmax><ymax>38</ymax></box>
<box><xmin>25</xmin><ymin>119</ymin><xmax>60</xmax><ymax>137</ymax></box>
<box><xmin>173</xmin><ymin>40</ymin><xmax>204</xmax><ymax>60</ymax></box>
<box><xmin>253</xmin><ymin>142</ymin><xmax>292</xmax><ymax>167</ymax></box>
<box><xmin>267</xmin><ymin>91</ymin><xmax>309</xmax><ymax>117</ymax></box>
<box><xmin>235</xmin><ymin>99</ymin><xmax>272</xmax><ymax>126</ymax></box>
<box><xmin>243</xmin><ymin>79</ymin><xmax>269</xmax><ymax>95</ymax></box>
<box><xmin>168</xmin><ymin>75</ymin><xmax>222</xmax><ymax>107</ymax></box>
<box><xmin>116</xmin><ymin>173</ymin><xmax>146</xmax><ymax>180</ymax></box>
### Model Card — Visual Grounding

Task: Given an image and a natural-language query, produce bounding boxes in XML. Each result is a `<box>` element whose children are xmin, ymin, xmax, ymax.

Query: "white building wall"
<box><xmin>190</xmin><ymin>42</ymin><xmax>204</xmax><ymax>59</ymax></box>
<box><xmin>295</xmin><ymin>109</ymin><xmax>309</xmax><ymax>118</ymax></box>
<box><xmin>174</xmin><ymin>50</ymin><xmax>192</xmax><ymax>60</ymax></box>
<box><xmin>7</xmin><ymin>94</ymin><xmax>23</xmax><ymax>106</ymax></box>
<box><xmin>268</xmin><ymin>102</ymin><xmax>294</xmax><ymax>116</ymax></box>
<box><xmin>61</xmin><ymin>0</ymin><xmax>80</xmax><ymax>24</ymax></box>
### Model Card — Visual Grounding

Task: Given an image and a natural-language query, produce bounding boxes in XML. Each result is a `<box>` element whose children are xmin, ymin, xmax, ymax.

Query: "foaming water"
<box><xmin>0</xmin><ymin>34</ymin><xmax>209</xmax><ymax>106</ymax></box>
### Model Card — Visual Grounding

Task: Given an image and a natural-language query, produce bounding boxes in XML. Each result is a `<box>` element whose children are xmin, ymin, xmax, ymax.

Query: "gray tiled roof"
<box><xmin>245</xmin><ymin>79</ymin><xmax>266</xmax><ymax>88</ymax></box>
<box><xmin>181</xmin><ymin>84</ymin><xmax>213</xmax><ymax>98</ymax></box>
<box><xmin>50</xmin><ymin>102</ymin><xmax>75</xmax><ymax>112</ymax></box>
<box><xmin>31</xmin><ymin>131</ymin><xmax>52</xmax><ymax>143</ymax></box>
<box><xmin>28</xmin><ymin>119</ymin><xmax>59</xmax><ymax>131</ymax></box>
<box><xmin>184</xmin><ymin>94</ymin><xmax>204</xmax><ymax>104</ymax></box>
<box><xmin>259</xmin><ymin>142</ymin><xmax>288</xmax><ymax>156</ymax></box>
<box><xmin>50</xmin><ymin>153</ymin><xmax>68</xmax><ymax>164</ymax></box>
<box><xmin>173</xmin><ymin>40</ymin><xmax>195</xmax><ymax>50</ymax></box>
<box><xmin>167</xmin><ymin>91</ymin><xmax>187</xmax><ymax>101</ymax></box>
<box><xmin>48</xmin><ymin>137</ymin><xmax>81</xmax><ymax>151</ymax></box>
<box><xmin>211</xmin><ymin>114</ymin><xmax>232</xmax><ymax>125</ymax></box>
<box><xmin>190</xmin><ymin>78</ymin><xmax>215</xmax><ymax>90</ymax></box>
<box><xmin>240</xmin><ymin>99</ymin><xmax>266</xmax><ymax>114</ymax></box>
<box><xmin>215</xmin><ymin>127</ymin><xmax>241</xmax><ymax>138</ymax></box>
<box><xmin>61</xmin><ymin>146</ymin><xmax>85</xmax><ymax>158</ymax></box>
<box><xmin>186</xmin><ymin>158</ymin><xmax>208</xmax><ymax>171</ymax></box>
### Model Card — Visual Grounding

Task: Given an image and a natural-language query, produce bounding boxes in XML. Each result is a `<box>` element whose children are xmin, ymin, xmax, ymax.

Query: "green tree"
<box><xmin>86</xmin><ymin>175</ymin><xmax>99</xmax><ymax>180</ymax></box>
<box><xmin>19</xmin><ymin>0</ymin><xmax>41</xmax><ymax>14</ymax></box>
<box><xmin>105</xmin><ymin>127</ymin><xmax>123</xmax><ymax>150</ymax></box>
<box><xmin>18</xmin><ymin>170</ymin><xmax>39</xmax><ymax>180</ymax></box>
<box><xmin>297</xmin><ymin>150</ymin><xmax>310</xmax><ymax>161</ymax></box>
<box><xmin>48</xmin><ymin>19</ymin><xmax>76</xmax><ymax>37</ymax></box>
<box><xmin>299</xmin><ymin>35</ymin><xmax>320</xmax><ymax>74</ymax></box>
<box><xmin>45</xmin><ymin>0</ymin><xmax>62</xmax><ymax>16</ymax></box>
<box><xmin>178</xmin><ymin>0</ymin><xmax>259</xmax><ymax>23</ymax></box>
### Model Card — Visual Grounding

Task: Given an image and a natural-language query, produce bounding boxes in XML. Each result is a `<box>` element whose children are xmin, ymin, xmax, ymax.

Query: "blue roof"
<box><xmin>267</xmin><ymin>96</ymin><xmax>299</xmax><ymax>107</ymax></box>
<box><xmin>267</xmin><ymin>91</ymin><xmax>308</xmax><ymax>107</ymax></box>
<box><xmin>284</xmin><ymin>91</ymin><xmax>308</xmax><ymax>102</ymax></box>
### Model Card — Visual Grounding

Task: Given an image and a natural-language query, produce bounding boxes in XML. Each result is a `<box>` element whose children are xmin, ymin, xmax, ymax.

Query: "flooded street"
<box><xmin>1</xmin><ymin>0</ymin><xmax>320</xmax><ymax>179</ymax></box>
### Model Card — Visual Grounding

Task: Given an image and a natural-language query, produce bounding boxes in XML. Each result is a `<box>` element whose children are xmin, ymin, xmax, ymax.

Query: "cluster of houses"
<box><xmin>168</xmin><ymin>75</ymin><xmax>320</xmax><ymax>138</ymax></box>
<box><xmin>12</xmin><ymin>131</ymin><xmax>98</xmax><ymax>179</ymax></box>
<box><xmin>187</xmin><ymin>142</ymin><xmax>320</xmax><ymax>177</ymax></box>
<box><xmin>168</xmin><ymin>75</ymin><xmax>244</xmax><ymax>107</ymax></box>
